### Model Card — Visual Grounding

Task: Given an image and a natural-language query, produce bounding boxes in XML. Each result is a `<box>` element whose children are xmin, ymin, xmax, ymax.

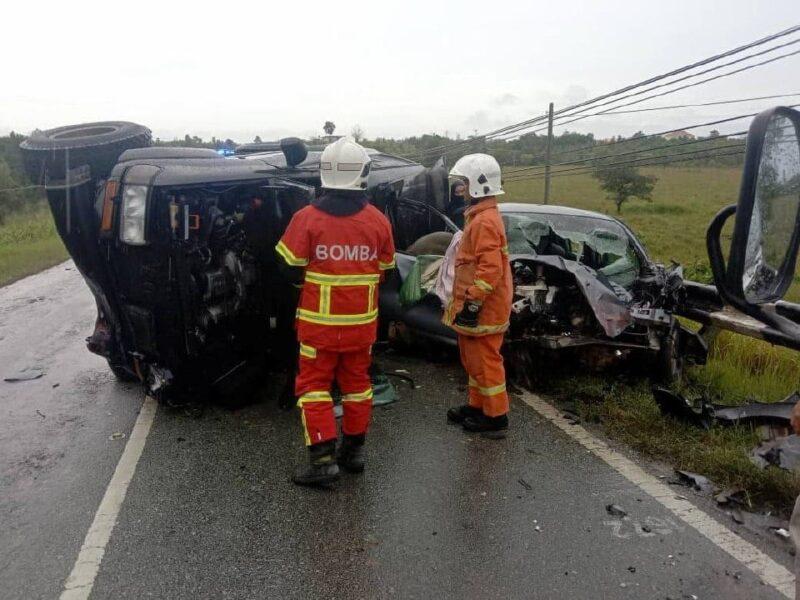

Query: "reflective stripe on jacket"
<box><xmin>276</xmin><ymin>203</ymin><xmax>395</xmax><ymax>350</ymax></box>
<box><xmin>443</xmin><ymin>198</ymin><xmax>512</xmax><ymax>336</ymax></box>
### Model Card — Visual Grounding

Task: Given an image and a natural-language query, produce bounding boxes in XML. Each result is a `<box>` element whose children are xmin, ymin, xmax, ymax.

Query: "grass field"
<box><xmin>505</xmin><ymin>166</ymin><xmax>800</xmax><ymax>512</ymax></box>
<box><xmin>0</xmin><ymin>208</ymin><xmax>68</xmax><ymax>287</ymax></box>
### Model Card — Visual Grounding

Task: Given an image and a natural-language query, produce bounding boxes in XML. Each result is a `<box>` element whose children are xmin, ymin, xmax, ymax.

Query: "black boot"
<box><xmin>337</xmin><ymin>434</ymin><xmax>366</xmax><ymax>474</ymax></box>
<box><xmin>447</xmin><ymin>404</ymin><xmax>482</xmax><ymax>424</ymax></box>
<box><xmin>462</xmin><ymin>413</ymin><xmax>509</xmax><ymax>439</ymax></box>
<box><xmin>293</xmin><ymin>440</ymin><xmax>340</xmax><ymax>486</ymax></box>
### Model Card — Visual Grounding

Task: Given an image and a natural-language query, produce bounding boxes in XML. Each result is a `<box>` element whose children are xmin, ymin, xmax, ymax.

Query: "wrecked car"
<box><xmin>380</xmin><ymin>201</ymin><xmax>707</xmax><ymax>384</ymax></box>
<box><xmin>20</xmin><ymin>122</ymin><xmax>425</xmax><ymax>403</ymax></box>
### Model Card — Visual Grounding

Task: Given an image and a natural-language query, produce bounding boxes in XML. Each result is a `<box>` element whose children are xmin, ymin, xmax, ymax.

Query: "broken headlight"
<box><xmin>120</xmin><ymin>185</ymin><xmax>148</xmax><ymax>245</ymax></box>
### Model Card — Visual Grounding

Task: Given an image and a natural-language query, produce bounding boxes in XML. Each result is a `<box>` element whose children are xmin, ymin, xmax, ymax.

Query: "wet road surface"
<box><xmin>0</xmin><ymin>264</ymin><xmax>794</xmax><ymax>599</ymax></box>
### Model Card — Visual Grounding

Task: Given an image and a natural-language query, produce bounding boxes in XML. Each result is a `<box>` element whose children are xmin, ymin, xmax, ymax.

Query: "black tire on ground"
<box><xmin>19</xmin><ymin>121</ymin><xmax>152</xmax><ymax>183</ymax></box>
<box><xmin>107</xmin><ymin>360</ymin><xmax>140</xmax><ymax>383</ymax></box>
<box><xmin>655</xmin><ymin>320</ymin><xmax>684</xmax><ymax>385</ymax></box>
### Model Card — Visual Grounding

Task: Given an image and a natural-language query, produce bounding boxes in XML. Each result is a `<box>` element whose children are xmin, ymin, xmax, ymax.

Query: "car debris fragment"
<box><xmin>606</xmin><ymin>504</ymin><xmax>627</xmax><ymax>517</ymax></box>
<box><xmin>773</xmin><ymin>527</ymin><xmax>791</xmax><ymax>539</ymax></box>
<box><xmin>652</xmin><ymin>387</ymin><xmax>798</xmax><ymax>440</ymax></box>
<box><xmin>674</xmin><ymin>470</ymin><xmax>714</xmax><ymax>494</ymax></box>
<box><xmin>750</xmin><ymin>434</ymin><xmax>800</xmax><ymax>472</ymax></box>
<box><xmin>4</xmin><ymin>367</ymin><xmax>45</xmax><ymax>382</ymax></box>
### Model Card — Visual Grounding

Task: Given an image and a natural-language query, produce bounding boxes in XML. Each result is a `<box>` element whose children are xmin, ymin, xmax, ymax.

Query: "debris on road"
<box><xmin>654</xmin><ymin>387</ymin><xmax>798</xmax><ymax>438</ymax></box>
<box><xmin>109</xmin><ymin>432</ymin><xmax>126</xmax><ymax>441</ymax></box>
<box><xmin>4</xmin><ymin>367</ymin><xmax>44</xmax><ymax>382</ymax></box>
<box><xmin>714</xmin><ymin>488</ymin><xmax>745</xmax><ymax>506</ymax></box>
<box><xmin>606</xmin><ymin>504</ymin><xmax>627</xmax><ymax>518</ymax></box>
<box><xmin>35</xmin><ymin>410</ymin><xmax>45</xmax><ymax>419</ymax></box>
<box><xmin>674</xmin><ymin>470</ymin><xmax>714</xmax><ymax>494</ymax></box>
<box><xmin>773</xmin><ymin>527</ymin><xmax>791</xmax><ymax>540</ymax></box>
<box><xmin>750</xmin><ymin>434</ymin><xmax>800</xmax><ymax>472</ymax></box>
<box><xmin>518</xmin><ymin>478</ymin><xmax>532</xmax><ymax>491</ymax></box>
<box><xmin>652</xmin><ymin>387</ymin><xmax>711</xmax><ymax>429</ymax></box>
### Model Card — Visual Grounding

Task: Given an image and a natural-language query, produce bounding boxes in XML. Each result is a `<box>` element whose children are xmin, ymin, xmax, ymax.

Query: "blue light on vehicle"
<box><xmin>216</xmin><ymin>148</ymin><xmax>236</xmax><ymax>156</ymax></box>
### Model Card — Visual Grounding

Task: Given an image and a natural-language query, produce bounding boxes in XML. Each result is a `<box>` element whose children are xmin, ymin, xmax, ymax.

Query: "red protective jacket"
<box><xmin>276</xmin><ymin>203</ymin><xmax>395</xmax><ymax>350</ymax></box>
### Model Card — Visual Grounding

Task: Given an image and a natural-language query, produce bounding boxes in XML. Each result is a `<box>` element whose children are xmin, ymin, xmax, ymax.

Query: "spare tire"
<box><xmin>19</xmin><ymin>121</ymin><xmax>152</xmax><ymax>183</ymax></box>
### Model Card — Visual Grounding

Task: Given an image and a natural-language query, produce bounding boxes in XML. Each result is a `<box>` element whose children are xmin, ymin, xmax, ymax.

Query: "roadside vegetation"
<box><xmin>0</xmin><ymin>133</ymin><xmax>68</xmax><ymax>285</ymax></box>
<box><xmin>506</xmin><ymin>166</ymin><xmax>800</xmax><ymax>513</ymax></box>
<box><xmin>0</xmin><ymin>207</ymin><xmax>67</xmax><ymax>287</ymax></box>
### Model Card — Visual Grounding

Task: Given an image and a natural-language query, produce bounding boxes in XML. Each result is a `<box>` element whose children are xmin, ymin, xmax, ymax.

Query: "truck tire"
<box><xmin>19</xmin><ymin>121</ymin><xmax>152</xmax><ymax>183</ymax></box>
<box><xmin>107</xmin><ymin>360</ymin><xmax>140</xmax><ymax>383</ymax></box>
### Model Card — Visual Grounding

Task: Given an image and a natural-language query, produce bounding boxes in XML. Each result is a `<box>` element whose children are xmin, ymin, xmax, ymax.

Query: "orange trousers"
<box><xmin>295</xmin><ymin>344</ymin><xmax>373</xmax><ymax>446</ymax></box>
<box><xmin>458</xmin><ymin>333</ymin><xmax>509</xmax><ymax>417</ymax></box>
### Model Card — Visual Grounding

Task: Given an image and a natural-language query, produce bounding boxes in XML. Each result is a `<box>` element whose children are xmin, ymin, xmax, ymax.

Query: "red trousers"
<box><xmin>294</xmin><ymin>343</ymin><xmax>373</xmax><ymax>446</ymax></box>
<box><xmin>458</xmin><ymin>333</ymin><xmax>509</xmax><ymax>417</ymax></box>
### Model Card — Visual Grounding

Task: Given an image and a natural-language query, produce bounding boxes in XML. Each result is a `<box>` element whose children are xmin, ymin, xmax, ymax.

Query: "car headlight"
<box><xmin>121</xmin><ymin>185</ymin><xmax>148</xmax><ymax>245</ymax></box>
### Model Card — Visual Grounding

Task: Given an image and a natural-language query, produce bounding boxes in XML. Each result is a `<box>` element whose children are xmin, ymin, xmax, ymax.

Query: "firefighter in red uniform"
<box><xmin>276</xmin><ymin>137</ymin><xmax>395</xmax><ymax>486</ymax></box>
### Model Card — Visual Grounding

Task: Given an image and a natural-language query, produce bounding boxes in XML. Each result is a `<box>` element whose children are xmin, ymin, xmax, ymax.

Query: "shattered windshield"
<box><xmin>502</xmin><ymin>211</ymin><xmax>642</xmax><ymax>289</ymax></box>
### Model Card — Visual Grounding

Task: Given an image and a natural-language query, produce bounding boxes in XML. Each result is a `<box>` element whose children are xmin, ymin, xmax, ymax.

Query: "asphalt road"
<box><xmin>0</xmin><ymin>263</ymin><xmax>794</xmax><ymax>599</ymax></box>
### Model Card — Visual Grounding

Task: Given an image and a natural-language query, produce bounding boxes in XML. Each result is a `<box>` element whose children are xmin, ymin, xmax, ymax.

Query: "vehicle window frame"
<box><xmin>386</xmin><ymin>197</ymin><xmax>460</xmax><ymax>256</ymax></box>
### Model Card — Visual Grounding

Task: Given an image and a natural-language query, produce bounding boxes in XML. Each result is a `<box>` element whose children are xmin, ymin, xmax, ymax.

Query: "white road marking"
<box><xmin>519</xmin><ymin>391</ymin><xmax>796</xmax><ymax>599</ymax></box>
<box><xmin>60</xmin><ymin>396</ymin><xmax>158</xmax><ymax>600</ymax></box>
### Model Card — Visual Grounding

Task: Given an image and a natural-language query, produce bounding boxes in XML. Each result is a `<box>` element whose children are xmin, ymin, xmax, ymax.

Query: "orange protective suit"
<box><xmin>443</xmin><ymin>198</ymin><xmax>512</xmax><ymax>417</ymax></box>
<box><xmin>277</xmin><ymin>201</ymin><xmax>395</xmax><ymax>445</ymax></box>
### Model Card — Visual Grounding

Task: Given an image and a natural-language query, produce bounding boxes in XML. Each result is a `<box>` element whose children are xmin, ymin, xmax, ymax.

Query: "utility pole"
<box><xmin>544</xmin><ymin>102</ymin><xmax>554</xmax><ymax>205</ymax></box>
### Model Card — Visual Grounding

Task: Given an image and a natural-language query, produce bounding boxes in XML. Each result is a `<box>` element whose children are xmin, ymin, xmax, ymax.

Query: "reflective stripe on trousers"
<box><xmin>294</xmin><ymin>344</ymin><xmax>374</xmax><ymax>445</ymax></box>
<box><xmin>459</xmin><ymin>333</ymin><xmax>509</xmax><ymax>417</ymax></box>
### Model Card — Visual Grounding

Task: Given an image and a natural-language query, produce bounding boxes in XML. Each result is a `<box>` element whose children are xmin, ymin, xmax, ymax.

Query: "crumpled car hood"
<box><xmin>509</xmin><ymin>253</ymin><xmax>633</xmax><ymax>338</ymax></box>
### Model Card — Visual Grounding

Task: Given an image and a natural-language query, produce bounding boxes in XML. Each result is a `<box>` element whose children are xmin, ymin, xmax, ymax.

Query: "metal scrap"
<box><xmin>674</xmin><ymin>470</ymin><xmax>714</xmax><ymax>494</ymax></box>
<box><xmin>606</xmin><ymin>504</ymin><xmax>627</xmax><ymax>518</ymax></box>
<box><xmin>750</xmin><ymin>434</ymin><xmax>800</xmax><ymax>472</ymax></box>
<box><xmin>4</xmin><ymin>367</ymin><xmax>44</xmax><ymax>382</ymax></box>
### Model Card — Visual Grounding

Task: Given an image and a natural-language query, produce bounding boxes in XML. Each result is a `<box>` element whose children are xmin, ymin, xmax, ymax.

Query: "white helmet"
<box><xmin>319</xmin><ymin>137</ymin><xmax>372</xmax><ymax>191</ymax></box>
<box><xmin>449</xmin><ymin>153</ymin><xmax>504</xmax><ymax>200</ymax></box>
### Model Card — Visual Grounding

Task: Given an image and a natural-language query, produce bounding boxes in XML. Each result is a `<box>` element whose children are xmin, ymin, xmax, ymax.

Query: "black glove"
<box><xmin>454</xmin><ymin>300</ymin><xmax>481</xmax><ymax>328</ymax></box>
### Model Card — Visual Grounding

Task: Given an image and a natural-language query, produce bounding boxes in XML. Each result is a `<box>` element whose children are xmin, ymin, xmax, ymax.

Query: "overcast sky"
<box><xmin>2</xmin><ymin>0</ymin><xmax>799</xmax><ymax>143</ymax></box>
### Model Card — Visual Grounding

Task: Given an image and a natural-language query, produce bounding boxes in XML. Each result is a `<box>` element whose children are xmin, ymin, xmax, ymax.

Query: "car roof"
<box><xmin>499</xmin><ymin>202</ymin><xmax>618</xmax><ymax>222</ymax></box>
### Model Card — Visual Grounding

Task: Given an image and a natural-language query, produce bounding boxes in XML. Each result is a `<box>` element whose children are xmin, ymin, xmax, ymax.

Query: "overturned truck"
<box><xmin>20</xmin><ymin>122</ymin><xmax>425</xmax><ymax>403</ymax></box>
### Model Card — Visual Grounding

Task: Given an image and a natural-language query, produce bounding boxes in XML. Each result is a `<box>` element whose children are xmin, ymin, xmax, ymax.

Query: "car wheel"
<box><xmin>19</xmin><ymin>121</ymin><xmax>151</xmax><ymax>183</ymax></box>
<box><xmin>655</xmin><ymin>321</ymin><xmax>684</xmax><ymax>385</ymax></box>
<box><xmin>107</xmin><ymin>360</ymin><xmax>140</xmax><ymax>383</ymax></box>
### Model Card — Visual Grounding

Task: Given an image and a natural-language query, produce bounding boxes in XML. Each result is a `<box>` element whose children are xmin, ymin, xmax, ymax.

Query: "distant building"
<box><xmin>663</xmin><ymin>130</ymin><xmax>695</xmax><ymax>140</ymax></box>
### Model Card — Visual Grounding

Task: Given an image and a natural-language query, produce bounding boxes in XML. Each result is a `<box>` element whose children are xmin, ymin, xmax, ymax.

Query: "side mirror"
<box><xmin>729</xmin><ymin>107</ymin><xmax>800</xmax><ymax>304</ymax></box>
<box><xmin>707</xmin><ymin>106</ymin><xmax>800</xmax><ymax>336</ymax></box>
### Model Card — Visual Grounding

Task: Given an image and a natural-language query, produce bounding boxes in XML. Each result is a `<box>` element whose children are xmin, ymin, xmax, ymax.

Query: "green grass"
<box><xmin>0</xmin><ymin>208</ymin><xmax>68</xmax><ymax>287</ymax></box>
<box><xmin>544</xmin><ymin>374</ymin><xmax>800</xmax><ymax>512</ymax></box>
<box><xmin>506</xmin><ymin>166</ymin><xmax>800</xmax><ymax>512</ymax></box>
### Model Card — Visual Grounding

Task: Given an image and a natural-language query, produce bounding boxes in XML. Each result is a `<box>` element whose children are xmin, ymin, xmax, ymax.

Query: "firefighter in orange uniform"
<box><xmin>443</xmin><ymin>154</ymin><xmax>513</xmax><ymax>438</ymax></box>
<box><xmin>276</xmin><ymin>137</ymin><xmax>395</xmax><ymax>486</ymax></box>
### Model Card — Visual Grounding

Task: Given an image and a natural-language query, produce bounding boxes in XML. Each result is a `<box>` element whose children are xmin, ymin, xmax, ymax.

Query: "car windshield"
<box><xmin>502</xmin><ymin>211</ymin><xmax>642</xmax><ymax>289</ymax></box>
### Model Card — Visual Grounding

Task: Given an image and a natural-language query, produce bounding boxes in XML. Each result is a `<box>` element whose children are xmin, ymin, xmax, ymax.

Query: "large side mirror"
<box><xmin>707</xmin><ymin>106</ymin><xmax>800</xmax><ymax>336</ymax></box>
<box><xmin>729</xmin><ymin>107</ymin><xmax>800</xmax><ymax>304</ymax></box>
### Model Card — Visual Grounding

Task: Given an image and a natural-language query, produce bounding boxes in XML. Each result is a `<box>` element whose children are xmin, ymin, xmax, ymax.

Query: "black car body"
<box><xmin>22</xmin><ymin>122</ymin><xmax>430</xmax><ymax>403</ymax></box>
<box><xmin>380</xmin><ymin>202</ymin><xmax>708</xmax><ymax>384</ymax></box>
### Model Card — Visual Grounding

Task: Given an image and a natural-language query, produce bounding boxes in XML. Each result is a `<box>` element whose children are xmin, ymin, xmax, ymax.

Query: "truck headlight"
<box><xmin>121</xmin><ymin>185</ymin><xmax>148</xmax><ymax>245</ymax></box>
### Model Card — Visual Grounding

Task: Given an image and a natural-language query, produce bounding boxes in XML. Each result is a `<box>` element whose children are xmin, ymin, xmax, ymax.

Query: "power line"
<box><xmin>504</xmin><ymin>47</ymin><xmax>800</xmax><ymax>140</ymax></box>
<box><xmin>505</xmin><ymin>129</ymin><xmax>748</xmax><ymax>177</ymax></box>
<box><xmin>510</xmin><ymin>103</ymin><xmax>800</xmax><ymax>167</ymax></box>
<box><xmin>507</xmin><ymin>148</ymin><xmax>747</xmax><ymax>183</ymax></box>
<box><xmin>600</xmin><ymin>92</ymin><xmax>800</xmax><ymax>115</ymax></box>
<box><xmin>0</xmin><ymin>184</ymin><xmax>43</xmax><ymax>194</ymax></box>
<box><xmin>405</xmin><ymin>24</ymin><xmax>800</xmax><ymax>159</ymax></box>
<box><xmin>505</xmin><ymin>144</ymin><xmax>746</xmax><ymax>183</ymax></box>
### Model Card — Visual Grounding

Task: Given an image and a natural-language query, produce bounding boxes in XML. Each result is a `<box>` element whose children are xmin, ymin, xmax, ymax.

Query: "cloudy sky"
<box><xmin>2</xmin><ymin>0</ymin><xmax>799</xmax><ymax>143</ymax></box>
